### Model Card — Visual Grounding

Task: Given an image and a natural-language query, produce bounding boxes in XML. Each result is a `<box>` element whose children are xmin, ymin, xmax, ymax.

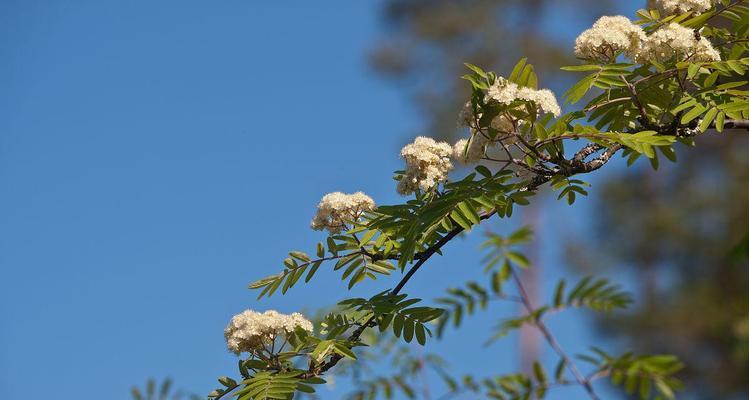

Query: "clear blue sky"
<box><xmin>1</xmin><ymin>1</ymin><xmax>636</xmax><ymax>399</ymax></box>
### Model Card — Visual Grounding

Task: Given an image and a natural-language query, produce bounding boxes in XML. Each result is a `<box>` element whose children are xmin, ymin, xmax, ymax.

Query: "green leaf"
<box><xmin>333</xmin><ymin>342</ymin><xmax>357</xmax><ymax>360</ymax></box>
<box><xmin>553</xmin><ymin>279</ymin><xmax>566</xmax><ymax>308</ymax></box>
<box><xmin>415</xmin><ymin>323</ymin><xmax>427</xmax><ymax>345</ymax></box>
<box><xmin>457</xmin><ymin>201</ymin><xmax>481</xmax><ymax>225</ymax></box>
<box><xmin>563</xmin><ymin>74</ymin><xmax>595</xmax><ymax>104</ymax></box>
<box><xmin>681</xmin><ymin>104</ymin><xmax>706</xmax><ymax>124</ymax></box>
<box><xmin>698</xmin><ymin>107</ymin><xmax>718</xmax><ymax>132</ymax></box>
<box><xmin>461</xmin><ymin>74</ymin><xmax>489</xmax><ymax>89</ymax></box>
<box><xmin>715</xmin><ymin>111</ymin><xmax>726</xmax><ymax>132</ymax></box>
<box><xmin>475</xmin><ymin>165</ymin><xmax>492</xmax><ymax>178</ymax></box>
<box><xmin>450</xmin><ymin>209</ymin><xmax>473</xmax><ymax>230</ymax></box>
<box><xmin>533</xmin><ymin>361</ymin><xmax>548</xmax><ymax>384</ymax></box>
<box><xmin>289</xmin><ymin>251</ymin><xmax>311</xmax><ymax>262</ymax></box>
<box><xmin>305</xmin><ymin>261</ymin><xmax>322</xmax><ymax>283</ymax></box>
<box><xmin>554</xmin><ymin>359</ymin><xmax>567</xmax><ymax>382</ymax></box>
<box><xmin>687</xmin><ymin>63</ymin><xmax>700</xmax><ymax>79</ymax></box>
<box><xmin>560</xmin><ymin>64</ymin><xmax>602</xmax><ymax>72</ymax></box>
<box><xmin>704</xmin><ymin>70</ymin><xmax>720</xmax><ymax>87</ymax></box>
<box><xmin>464</xmin><ymin>62</ymin><xmax>488</xmax><ymax>78</ymax></box>
<box><xmin>509</xmin><ymin>58</ymin><xmax>528</xmax><ymax>82</ymax></box>
<box><xmin>506</xmin><ymin>251</ymin><xmax>530</xmax><ymax>268</ymax></box>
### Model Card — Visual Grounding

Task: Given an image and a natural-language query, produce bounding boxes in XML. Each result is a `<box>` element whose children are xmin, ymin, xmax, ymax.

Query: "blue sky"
<box><xmin>1</xmin><ymin>1</ymin><xmax>638</xmax><ymax>399</ymax></box>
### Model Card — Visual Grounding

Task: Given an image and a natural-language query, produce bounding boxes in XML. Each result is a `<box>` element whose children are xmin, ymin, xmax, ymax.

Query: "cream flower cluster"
<box><xmin>574</xmin><ymin>16</ymin><xmax>646</xmax><ymax>61</ymax></box>
<box><xmin>458</xmin><ymin>101</ymin><xmax>477</xmax><ymax>127</ymax></box>
<box><xmin>458</xmin><ymin>101</ymin><xmax>515</xmax><ymax>132</ymax></box>
<box><xmin>454</xmin><ymin>102</ymin><xmax>517</xmax><ymax>164</ymax></box>
<box><xmin>224</xmin><ymin>309</ymin><xmax>313</xmax><ymax>355</ymax></box>
<box><xmin>310</xmin><ymin>191</ymin><xmax>375</xmax><ymax>233</ymax></box>
<box><xmin>656</xmin><ymin>0</ymin><xmax>714</xmax><ymax>15</ymax></box>
<box><xmin>452</xmin><ymin>135</ymin><xmax>489</xmax><ymax>164</ymax></box>
<box><xmin>639</xmin><ymin>23</ymin><xmax>721</xmax><ymax>62</ymax></box>
<box><xmin>574</xmin><ymin>15</ymin><xmax>720</xmax><ymax>63</ymax></box>
<box><xmin>485</xmin><ymin>78</ymin><xmax>561</xmax><ymax>117</ymax></box>
<box><xmin>398</xmin><ymin>136</ymin><xmax>454</xmax><ymax>195</ymax></box>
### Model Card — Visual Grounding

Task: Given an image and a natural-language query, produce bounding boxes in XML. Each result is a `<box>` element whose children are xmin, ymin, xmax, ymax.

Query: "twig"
<box><xmin>509</xmin><ymin>267</ymin><xmax>600</xmax><ymax>400</ymax></box>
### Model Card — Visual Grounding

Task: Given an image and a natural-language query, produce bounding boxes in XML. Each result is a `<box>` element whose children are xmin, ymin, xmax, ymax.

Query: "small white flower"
<box><xmin>458</xmin><ymin>101</ymin><xmax>476</xmax><ymax>127</ymax></box>
<box><xmin>517</xmin><ymin>88</ymin><xmax>562</xmax><ymax>118</ymax></box>
<box><xmin>224</xmin><ymin>310</ymin><xmax>313</xmax><ymax>355</ymax></box>
<box><xmin>311</xmin><ymin>192</ymin><xmax>375</xmax><ymax>233</ymax></box>
<box><xmin>398</xmin><ymin>136</ymin><xmax>454</xmax><ymax>195</ymax></box>
<box><xmin>453</xmin><ymin>136</ymin><xmax>487</xmax><ymax>164</ymax></box>
<box><xmin>459</xmin><ymin>102</ymin><xmax>515</xmax><ymax>132</ymax></box>
<box><xmin>655</xmin><ymin>0</ymin><xmax>714</xmax><ymax>16</ymax></box>
<box><xmin>485</xmin><ymin>78</ymin><xmax>561</xmax><ymax>117</ymax></box>
<box><xmin>574</xmin><ymin>16</ymin><xmax>646</xmax><ymax>61</ymax></box>
<box><xmin>638</xmin><ymin>23</ymin><xmax>720</xmax><ymax>62</ymax></box>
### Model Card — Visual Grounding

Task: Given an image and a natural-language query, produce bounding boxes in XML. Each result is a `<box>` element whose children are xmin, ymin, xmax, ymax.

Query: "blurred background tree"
<box><xmin>369</xmin><ymin>0</ymin><xmax>749</xmax><ymax>398</ymax></box>
<box><xmin>569</xmin><ymin>133</ymin><xmax>749</xmax><ymax>399</ymax></box>
<box><xmin>368</xmin><ymin>0</ymin><xmax>618</xmax><ymax>377</ymax></box>
<box><xmin>368</xmin><ymin>0</ymin><xmax>614</xmax><ymax>140</ymax></box>
<box><xmin>368</xmin><ymin>0</ymin><xmax>619</xmax><ymax>383</ymax></box>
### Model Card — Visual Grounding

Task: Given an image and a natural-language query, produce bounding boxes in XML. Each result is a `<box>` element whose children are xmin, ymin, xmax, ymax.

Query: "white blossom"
<box><xmin>310</xmin><ymin>191</ymin><xmax>375</xmax><ymax>233</ymax></box>
<box><xmin>655</xmin><ymin>0</ymin><xmax>714</xmax><ymax>15</ymax></box>
<box><xmin>485</xmin><ymin>78</ymin><xmax>561</xmax><ymax>117</ymax></box>
<box><xmin>574</xmin><ymin>16</ymin><xmax>646</xmax><ymax>61</ymax></box>
<box><xmin>458</xmin><ymin>101</ymin><xmax>477</xmax><ymax>127</ymax></box>
<box><xmin>459</xmin><ymin>102</ymin><xmax>515</xmax><ymax>132</ymax></box>
<box><xmin>398</xmin><ymin>136</ymin><xmax>454</xmax><ymax>195</ymax></box>
<box><xmin>639</xmin><ymin>23</ymin><xmax>720</xmax><ymax>62</ymax></box>
<box><xmin>491</xmin><ymin>114</ymin><xmax>514</xmax><ymax>133</ymax></box>
<box><xmin>516</xmin><ymin>88</ymin><xmax>562</xmax><ymax>117</ymax></box>
<box><xmin>455</xmin><ymin>101</ymin><xmax>517</xmax><ymax>164</ymax></box>
<box><xmin>453</xmin><ymin>120</ymin><xmax>513</xmax><ymax>165</ymax></box>
<box><xmin>224</xmin><ymin>309</ymin><xmax>313</xmax><ymax>355</ymax></box>
<box><xmin>453</xmin><ymin>135</ymin><xmax>488</xmax><ymax>164</ymax></box>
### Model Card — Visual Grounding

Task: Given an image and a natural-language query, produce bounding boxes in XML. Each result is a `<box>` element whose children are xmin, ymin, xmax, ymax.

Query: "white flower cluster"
<box><xmin>656</xmin><ymin>0</ymin><xmax>714</xmax><ymax>15</ymax></box>
<box><xmin>311</xmin><ymin>191</ymin><xmax>375</xmax><ymax>233</ymax></box>
<box><xmin>639</xmin><ymin>23</ymin><xmax>721</xmax><ymax>62</ymax></box>
<box><xmin>574</xmin><ymin>16</ymin><xmax>646</xmax><ymax>61</ymax></box>
<box><xmin>485</xmin><ymin>78</ymin><xmax>561</xmax><ymax>117</ymax></box>
<box><xmin>574</xmin><ymin>15</ymin><xmax>720</xmax><ymax>63</ymax></box>
<box><xmin>453</xmin><ymin>135</ymin><xmax>489</xmax><ymax>164</ymax></box>
<box><xmin>224</xmin><ymin>309</ymin><xmax>313</xmax><ymax>355</ymax></box>
<box><xmin>458</xmin><ymin>101</ymin><xmax>477</xmax><ymax>127</ymax></box>
<box><xmin>458</xmin><ymin>101</ymin><xmax>515</xmax><ymax>132</ymax></box>
<box><xmin>454</xmin><ymin>102</ymin><xmax>517</xmax><ymax>164</ymax></box>
<box><xmin>398</xmin><ymin>136</ymin><xmax>454</xmax><ymax>195</ymax></box>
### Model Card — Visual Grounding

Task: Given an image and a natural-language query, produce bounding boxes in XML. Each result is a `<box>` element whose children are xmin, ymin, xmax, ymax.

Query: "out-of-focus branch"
<box><xmin>510</xmin><ymin>266</ymin><xmax>601</xmax><ymax>400</ymax></box>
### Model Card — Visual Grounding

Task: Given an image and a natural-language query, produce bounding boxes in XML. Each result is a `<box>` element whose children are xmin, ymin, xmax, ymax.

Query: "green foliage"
<box><xmin>580</xmin><ymin>349</ymin><xmax>684</xmax><ymax>400</ymax></box>
<box><xmin>206</xmin><ymin>2</ymin><xmax>749</xmax><ymax>399</ymax></box>
<box><xmin>250</xmin><ymin>237</ymin><xmax>398</xmax><ymax>298</ymax></box>
<box><xmin>339</xmin><ymin>292</ymin><xmax>443</xmax><ymax>345</ymax></box>
<box><xmin>336</xmin><ymin>334</ymin><xmax>454</xmax><ymax>400</ymax></box>
<box><xmin>551</xmin><ymin>176</ymin><xmax>590</xmax><ymax>205</ymax></box>
<box><xmin>481</xmin><ymin>227</ymin><xmax>533</xmax><ymax>271</ymax></box>
<box><xmin>561</xmin><ymin>63</ymin><xmax>634</xmax><ymax>104</ymax></box>
<box><xmin>446</xmin><ymin>359</ymin><xmax>574</xmax><ymax>400</ymax></box>
<box><xmin>488</xmin><ymin>309</ymin><xmax>549</xmax><ymax>344</ymax></box>
<box><xmin>553</xmin><ymin>276</ymin><xmax>633</xmax><ymax>312</ymax></box>
<box><xmin>229</xmin><ymin>371</ymin><xmax>311</xmax><ymax>400</ymax></box>
<box><xmin>345</xmin><ymin>375</ymin><xmax>416</xmax><ymax>400</ymax></box>
<box><xmin>131</xmin><ymin>378</ymin><xmax>199</xmax><ymax>400</ymax></box>
<box><xmin>730</xmin><ymin>233</ymin><xmax>749</xmax><ymax>263</ymax></box>
<box><xmin>434</xmin><ymin>276</ymin><xmax>509</xmax><ymax>336</ymax></box>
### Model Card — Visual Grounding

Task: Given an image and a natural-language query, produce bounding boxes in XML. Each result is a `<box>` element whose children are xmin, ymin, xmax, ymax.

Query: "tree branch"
<box><xmin>721</xmin><ymin>119</ymin><xmax>749</xmax><ymax>130</ymax></box>
<box><xmin>303</xmin><ymin>145</ymin><xmax>623</xmax><ymax>379</ymax></box>
<box><xmin>510</xmin><ymin>266</ymin><xmax>601</xmax><ymax>400</ymax></box>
